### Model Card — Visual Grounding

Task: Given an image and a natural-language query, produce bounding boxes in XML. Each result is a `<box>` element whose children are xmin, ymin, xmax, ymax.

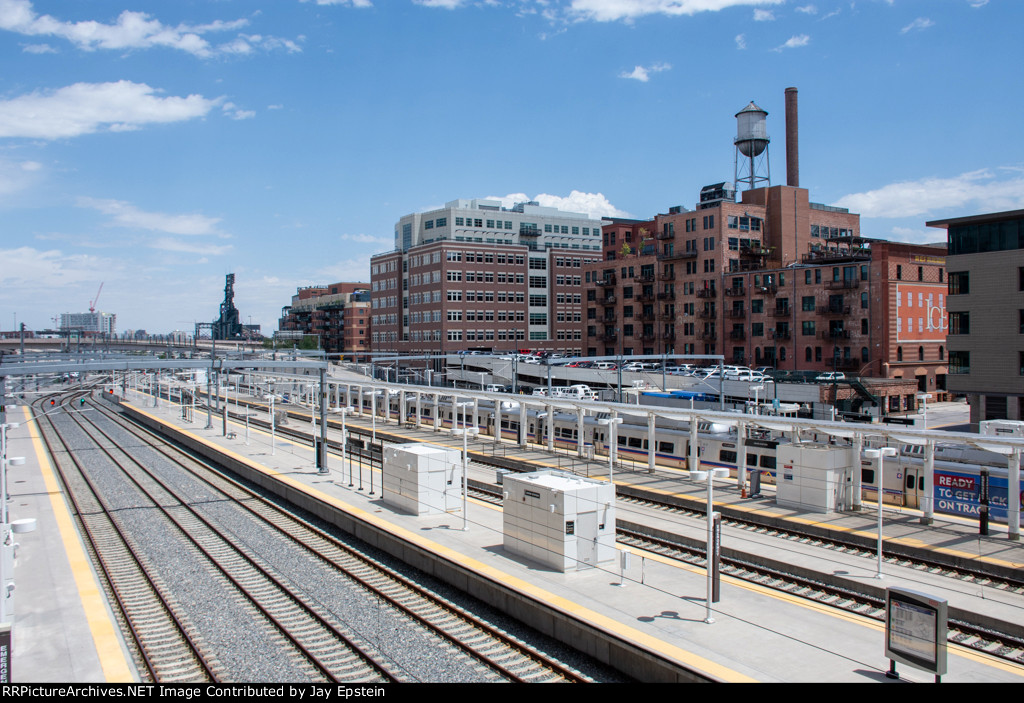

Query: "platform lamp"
<box><xmin>331</xmin><ymin>406</ymin><xmax>355</xmax><ymax>488</ymax></box>
<box><xmin>597</xmin><ymin>417</ymin><xmax>623</xmax><ymax>486</ymax></box>
<box><xmin>864</xmin><ymin>447</ymin><xmax>897</xmax><ymax>579</ymax></box>
<box><xmin>689</xmin><ymin>458</ymin><xmax>730</xmax><ymax>624</ymax></box>
<box><xmin>2</xmin><ymin>419</ymin><xmax>35</xmax><ymax>626</ymax></box>
<box><xmin>263</xmin><ymin>379</ymin><xmax>277</xmax><ymax>456</ymax></box>
<box><xmin>454</xmin><ymin>401</ymin><xmax>477</xmax><ymax>531</ymax></box>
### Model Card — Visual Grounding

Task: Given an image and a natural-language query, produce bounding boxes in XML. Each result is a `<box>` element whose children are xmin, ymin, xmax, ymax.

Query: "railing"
<box><xmin>725</xmin><ymin>308</ymin><xmax>746</xmax><ymax>319</ymax></box>
<box><xmin>657</xmin><ymin>250</ymin><xmax>698</xmax><ymax>261</ymax></box>
<box><xmin>724</xmin><ymin>286</ymin><xmax>745</xmax><ymax>297</ymax></box>
<box><xmin>656</xmin><ymin>230</ymin><xmax>674</xmax><ymax>240</ymax></box>
<box><xmin>729</xmin><ymin>330</ymin><xmax>746</xmax><ymax>340</ymax></box>
<box><xmin>657</xmin><ymin>291</ymin><xmax>676</xmax><ymax>300</ymax></box>
<box><xmin>758</xmin><ymin>283</ymin><xmax>778</xmax><ymax>295</ymax></box>
<box><xmin>602</xmin><ymin>295</ymin><xmax>617</xmax><ymax>305</ymax></box>
<box><xmin>658</xmin><ymin>272</ymin><xmax>676</xmax><ymax>281</ymax></box>
<box><xmin>637</xmin><ymin>293</ymin><xmax>656</xmax><ymax>303</ymax></box>
<box><xmin>697</xmin><ymin>288</ymin><xmax>717</xmax><ymax>299</ymax></box>
<box><xmin>769</xmin><ymin>307</ymin><xmax>792</xmax><ymax>318</ymax></box>
<box><xmin>818</xmin><ymin>330</ymin><xmax>851</xmax><ymax>340</ymax></box>
<box><xmin>770</xmin><ymin>329</ymin><xmax>791</xmax><ymax>340</ymax></box>
<box><xmin>821</xmin><ymin>305</ymin><xmax>851</xmax><ymax>316</ymax></box>
<box><xmin>597</xmin><ymin>275</ymin><xmax>617</xmax><ymax>286</ymax></box>
<box><xmin>697</xmin><ymin>309</ymin><xmax>716</xmax><ymax>319</ymax></box>
<box><xmin>825</xmin><ymin>279</ymin><xmax>861</xmax><ymax>290</ymax></box>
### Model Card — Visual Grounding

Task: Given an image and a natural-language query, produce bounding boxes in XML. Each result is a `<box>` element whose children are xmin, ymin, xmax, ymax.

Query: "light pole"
<box><xmin>915</xmin><ymin>392</ymin><xmax>932</xmax><ymax>429</ymax></box>
<box><xmin>749</xmin><ymin>384</ymin><xmax>765</xmax><ymax>415</ymax></box>
<box><xmin>597</xmin><ymin>417</ymin><xmax>623</xmax><ymax>486</ymax></box>
<box><xmin>264</xmin><ymin>380</ymin><xmax>277</xmax><ymax>455</ymax></box>
<box><xmin>454</xmin><ymin>401</ymin><xmax>477</xmax><ymax>531</ymax></box>
<box><xmin>690</xmin><ymin>460</ymin><xmax>730</xmax><ymax>624</ymax></box>
<box><xmin>864</xmin><ymin>447</ymin><xmax>897</xmax><ymax>579</ymax></box>
<box><xmin>332</xmin><ymin>406</ymin><xmax>355</xmax><ymax>487</ymax></box>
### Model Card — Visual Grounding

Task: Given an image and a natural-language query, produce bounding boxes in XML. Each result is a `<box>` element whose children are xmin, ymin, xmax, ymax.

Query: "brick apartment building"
<box><xmin>278</xmin><ymin>282</ymin><xmax>371</xmax><ymax>357</ymax></box>
<box><xmin>581</xmin><ymin>183</ymin><xmax>948</xmax><ymax>397</ymax></box>
<box><xmin>370</xmin><ymin>198</ymin><xmax>606</xmax><ymax>355</ymax></box>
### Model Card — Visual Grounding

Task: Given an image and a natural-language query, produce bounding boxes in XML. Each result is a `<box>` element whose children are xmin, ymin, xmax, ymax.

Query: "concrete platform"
<box><xmin>8</xmin><ymin>389</ymin><xmax>1024</xmax><ymax>683</ymax></box>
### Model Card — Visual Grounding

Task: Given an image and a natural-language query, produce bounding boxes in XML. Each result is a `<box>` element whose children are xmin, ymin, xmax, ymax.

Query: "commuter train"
<box><xmin>351</xmin><ymin>390</ymin><xmax>1022</xmax><ymax>525</ymax></box>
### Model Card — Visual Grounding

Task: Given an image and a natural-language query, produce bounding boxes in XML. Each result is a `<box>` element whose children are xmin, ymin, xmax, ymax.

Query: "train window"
<box><xmin>720</xmin><ymin>450</ymin><xmax>737</xmax><ymax>463</ymax></box>
<box><xmin>906</xmin><ymin>475</ymin><xmax>914</xmax><ymax>489</ymax></box>
<box><xmin>862</xmin><ymin>468</ymin><xmax>875</xmax><ymax>485</ymax></box>
<box><xmin>642</xmin><ymin>439</ymin><xmax>648</xmax><ymax>449</ymax></box>
<box><xmin>628</xmin><ymin>437</ymin><xmax>642</xmax><ymax>448</ymax></box>
<box><xmin>659</xmin><ymin>442</ymin><xmax>674</xmax><ymax>453</ymax></box>
<box><xmin>618</xmin><ymin>435</ymin><xmax>627</xmax><ymax>446</ymax></box>
<box><xmin>759</xmin><ymin>455</ymin><xmax>776</xmax><ymax>470</ymax></box>
<box><xmin>747</xmin><ymin>453</ymin><xmax>758</xmax><ymax>467</ymax></box>
<box><xmin>919</xmin><ymin>477</ymin><xmax>924</xmax><ymax>491</ymax></box>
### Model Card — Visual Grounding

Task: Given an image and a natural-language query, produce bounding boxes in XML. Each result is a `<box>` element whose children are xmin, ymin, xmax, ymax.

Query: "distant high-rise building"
<box><xmin>60</xmin><ymin>311</ymin><xmax>116</xmax><ymax>336</ymax></box>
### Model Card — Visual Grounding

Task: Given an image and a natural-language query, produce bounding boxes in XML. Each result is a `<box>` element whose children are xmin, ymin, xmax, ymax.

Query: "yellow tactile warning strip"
<box><xmin>636</xmin><ymin>480</ymin><xmax>1024</xmax><ymax>572</ymax></box>
<box><xmin>22</xmin><ymin>406</ymin><xmax>136</xmax><ymax>683</ymax></box>
<box><xmin>129</xmin><ymin>404</ymin><xmax>756</xmax><ymax>683</ymax></box>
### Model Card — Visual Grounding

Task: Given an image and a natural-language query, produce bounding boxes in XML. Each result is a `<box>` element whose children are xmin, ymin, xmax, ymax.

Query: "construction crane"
<box><xmin>89</xmin><ymin>282</ymin><xmax>104</xmax><ymax>313</ymax></box>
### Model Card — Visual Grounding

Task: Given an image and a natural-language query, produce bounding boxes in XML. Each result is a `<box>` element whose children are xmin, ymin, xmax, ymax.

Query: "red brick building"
<box><xmin>278</xmin><ymin>282</ymin><xmax>371</xmax><ymax>357</ymax></box>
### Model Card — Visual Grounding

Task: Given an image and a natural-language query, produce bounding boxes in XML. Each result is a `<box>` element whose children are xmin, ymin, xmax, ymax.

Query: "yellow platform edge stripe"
<box><xmin>23</xmin><ymin>406</ymin><xmax>136</xmax><ymax>683</ymax></box>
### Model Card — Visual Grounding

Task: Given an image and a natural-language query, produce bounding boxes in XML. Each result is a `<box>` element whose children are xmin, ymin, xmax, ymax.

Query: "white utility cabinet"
<box><xmin>382</xmin><ymin>443</ymin><xmax>463</xmax><ymax>516</ymax></box>
<box><xmin>776</xmin><ymin>443</ymin><xmax>848</xmax><ymax>513</ymax></box>
<box><xmin>502</xmin><ymin>470</ymin><xmax>616</xmax><ymax>572</ymax></box>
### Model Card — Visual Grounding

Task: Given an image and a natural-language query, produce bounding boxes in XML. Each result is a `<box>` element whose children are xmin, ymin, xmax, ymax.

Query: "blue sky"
<box><xmin>1</xmin><ymin>0</ymin><xmax>1022</xmax><ymax>335</ymax></box>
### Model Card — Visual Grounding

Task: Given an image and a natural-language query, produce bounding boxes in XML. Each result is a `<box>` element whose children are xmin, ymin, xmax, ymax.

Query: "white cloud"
<box><xmin>900</xmin><ymin>17</ymin><xmax>934</xmax><ymax>34</ymax></box>
<box><xmin>775</xmin><ymin>34</ymin><xmax>810</xmax><ymax>50</ymax></box>
<box><xmin>78</xmin><ymin>197</ymin><xmax>226</xmax><ymax>237</ymax></box>
<box><xmin>795</xmin><ymin>4</ymin><xmax>816</xmax><ymax>14</ymax></box>
<box><xmin>0</xmin><ymin>81</ymin><xmax>219</xmax><ymax>140</ymax></box>
<box><xmin>339</xmin><ymin>233</ymin><xmax>391</xmax><ymax>245</ymax></box>
<box><xmin>834</xmin><ymin>169</ymin><xmax>1024</xmax><ymax>218</ymax></box>
<box><xmin>753</xmin><ymin>8</ymin><xmax>774</xmax><ymax>20</ymax></box>
<box><xmin>735</xmin><ymin>33</ymin><xmax>746</xmax><ymax>49</ymax></box>
<box><xmin>21</xmin><ymin>41</ymin><xmax>54</xmax><ymax>53</ymax></box>
<box><xmin>0</xmin><ymin>0</ymin><xmax>299</xmax><ymax>58</ymax></box>
<box><xmin>302</xmin><ymin>0</ymin><xmax>373</xmax><ymax>6</ymax></box>
<box><xmin>0</xmin><ymin>158</ymin><xmax>44</xmax><ymax>197</ymax></box>
<box><xmin>889</xmin><ymin>227</ymin><xmax>937</xmax><ymax>244</ymax></box>
<box><xmin>413</xmin><ymin>0</ymin><xmax>469</xmax><ymax>8</ymax></box>
<box><xmin>151</xmin><ymin>238</ymin><xmax>233</xmax><ymax>256</ymax></box>
<box><xmin>221</xmin><ymin>102</ymin><xmax>255</xmax><ymax>120</ymax></box>
<box><xmin>487</xmin><ymin>191</ymin><xmax>629</xmax><ymax>219</ymax></box>
<box><xmin>0</xmin><ymin>246</ymin><xmax>116</xmax><ymax>290</ymax></box>
<box><xmin>968</xmin><ymin>0</ymin><xmax>988</xmax><ymax>8</ymax></box>
<box><xmin>569</xmin><ymin>0</ymin><xmax>784</xmax><ymax>23</ymax></box>
<box><xmin>619</xmin><ymin>62</ymin><xmax>671</xmax><ymax>82</ymax></box>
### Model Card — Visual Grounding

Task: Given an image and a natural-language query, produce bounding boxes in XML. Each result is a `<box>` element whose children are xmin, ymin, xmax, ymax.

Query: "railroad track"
<box><xmin>88</xmin><ymin>395</ymin><xmax>596</xmax><ymax>682</ymax></box>
<box><xmin>34</xmin><ymin>393</ymin><xmax>220</xmax><ymax>683</ymax></box>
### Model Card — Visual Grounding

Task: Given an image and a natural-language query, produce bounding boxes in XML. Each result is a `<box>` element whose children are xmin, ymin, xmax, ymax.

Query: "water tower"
<box><xmin>734</xmin><ymin>101</ymin><xmax>771</xmax><ymax>192</ymax></box>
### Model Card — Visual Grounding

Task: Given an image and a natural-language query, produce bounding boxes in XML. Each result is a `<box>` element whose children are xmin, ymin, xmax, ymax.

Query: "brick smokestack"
<box><xmin>785</xmin><ymin>87</ymin><xmax>799</xmax><ymax>187</ymax></box>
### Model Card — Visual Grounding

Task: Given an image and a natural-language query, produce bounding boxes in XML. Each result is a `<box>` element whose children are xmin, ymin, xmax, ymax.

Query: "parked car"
<box><xmin>815</xmin><ymin>371</ymin><xmax>846</xmax><ymax>381</ymax></box>
<box><xmin>593</xmin><ymin>361</ymin><xmax>617</xmax><ymax>370</ymax></box>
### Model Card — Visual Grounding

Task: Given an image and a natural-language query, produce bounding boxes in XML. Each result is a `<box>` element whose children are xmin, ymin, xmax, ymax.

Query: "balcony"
<box><xmin>825</xmin><ymin>279</ymin><xmax>861</xmax><ymax>290</ymax></box>
<box><xmin>657</xmin><ymin>249</ymin><xmax>698</xmax><ymax>261</ymax></box>
<box><xmin>697</xmin><ymin>288</ymin><xmax>717</xmax><ymax>299</ymax></box>
<box><xmin>657</xmin><ymin>291</ymin><xmax>676</xmax><ymax>301</ymax></box>
<box><xmin>658</xmin><ymin>272</ymin><xmax>676</xmax><ymax>281</ymax></box>
<box><xmin>770</xmin><ymin>329</ymin><xmax>792</xmax><ymax>340</ymax></box>
<box><xmin>726</xmin><ymin>308</ymin><xmax>746</xmax><ymax>319</ymax></box>
<box><xmin>637</xmin><ymin>293</ymin><xmax>656</xmax><ymax>303</ymax></box>
<box><xmin>639</xmin><ymin>313</ymin><xmax>657</xmax><ymax>323</ymax></box>
<box><xmin>758</xmin><ymin>283</ymin><xmax>778</xmax><ymax>295</ymax></box>
<box><xmin>637</xmin><ymin>273</ymin><xmax>656</xmax><ymax>283</ymax></box>
<box><xmin>729</xmin><ymin>330</ymin><xmax>746</xmax><ymax>340</ymax></box>
<box><xmin>820</xmin><ymin>304</ymin><xmax>851</xmax><ymax>316</ymax></box>
<box><xmin>602</xmin><ymin>313</ymin><xmax>617</xmax><ymax>322</ymax></box>
<box><xmin>663</xmin><ymin>332</ymin><xmax>676</xmax><ymax>342</ymax></box>
<box><xmin>769</xmin><ymin>307</ymin><xmax>792</xmax><ymax>318</ymax></box>
<box><xmin>740</xmin><ymin>243</ymin><xmax>770</xmax><ymax>257</ymax></box>
<box><xmin>597</xmin><ymin>275</ymin><xmax>617</xmax><ymax>287</ymax></box>
<box><xmin>818</xmin><ymin>330</ymin><xmax>851</xmax><ymax>340</ymax></box>
<box><xmin>641</xmin><ymin>333</ymin><xmax>658</xmax><ymax>342</ymax></box>
<box><xmin>696</xmin><ymin>330</ymin><xmax>714</xmax><ymax>340</ymax></box>
<box><xmin>656</xmin><ymin>230</ymin><xmax>675</xmax><ymax>240</ymax></box>
<box><xmin>724</xmin><ymin>286</ymin><xmax>746</xmax><ymax>297</ymax></box>
<box><xmin>800</xmin><ymin>247</ymin><xmax>871</xmax><ymax>264</ymax></box>
<box><xmin>602</xmin><ymin>295</ymin><xmax>617</xmax><ymax>305</ymax></box>
<box><xmin>697</xmin><ymin>309</ymin><xmax>717</xmax><ymax>319</ymax></box>
<box><xmin>601</xmin><ymin>332</ymin><xmax>618</xmax><ymax>342</ymax></box>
